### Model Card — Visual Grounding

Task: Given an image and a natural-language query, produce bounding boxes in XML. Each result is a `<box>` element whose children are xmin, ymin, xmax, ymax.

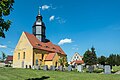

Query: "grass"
<box><xmin>0</xmin><ymin>67</ymin><xmax>120</xmax><ymax>80</ymax></box>
<box><xmin>112</xmin><ymin>66</ymin><xmax>120</xmax><ymax>72</ymax></box>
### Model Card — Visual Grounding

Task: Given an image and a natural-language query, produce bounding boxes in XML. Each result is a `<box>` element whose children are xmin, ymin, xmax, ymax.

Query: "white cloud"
<box><xmin>58</xmin><ymin>38</ymin><xmax>73</xmax><ymax>45</ymax></box>
<box><xmin>42</xmin><ymin>5</ymin><xmax>50</xmax><ymax>10</ymax></box>
<box><xmin>56</xmin><ymin>17</ymin><xmax>66</xmax><ymax>24</ymax></box>
<box><xmin>49</xmin><ymin>16</ymin><xmax>66</xmax><ymax>24</ymax></box>
<box><xmin>0</xmin><ymin>45</ymin><xmax>7</xmax><ymax>48</ymax></box>
<box><xmin>49</xmin><ymin>15</ymin><xmax>55</xmax><ymax>21</ymax></box>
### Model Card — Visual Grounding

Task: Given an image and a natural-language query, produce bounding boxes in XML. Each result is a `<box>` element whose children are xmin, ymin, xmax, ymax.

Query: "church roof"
<box><xmin>45</xmin><ymin>53</ymin><xmax>56</xmax><ymax>61</ymax></box>
<box><xmin>24</xmin><ymin>32</ymin><xmax>66</xmax><ymax>55</ymax></box>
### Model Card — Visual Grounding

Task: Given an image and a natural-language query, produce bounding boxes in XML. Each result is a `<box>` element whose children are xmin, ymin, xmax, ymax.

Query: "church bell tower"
<box><xmin>32</xmin><ymin>7</ymin><xmax>46</xmax><ymax>42</ymax></box>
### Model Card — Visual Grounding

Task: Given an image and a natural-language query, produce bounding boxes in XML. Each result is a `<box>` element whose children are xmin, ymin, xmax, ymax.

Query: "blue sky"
<box><xmin>0</xmin><ymin>0</ymin><xmax>120</xmax><ymax>61</ymax></box>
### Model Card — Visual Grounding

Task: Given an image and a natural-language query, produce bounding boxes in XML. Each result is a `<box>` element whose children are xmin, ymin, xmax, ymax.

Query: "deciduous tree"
<box><xmin>0</xmin><ymin>0</ymin><xmax>14</xmax><ymax>38</ymax></box>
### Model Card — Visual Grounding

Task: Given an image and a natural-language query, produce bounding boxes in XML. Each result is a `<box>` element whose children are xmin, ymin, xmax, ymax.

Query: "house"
<box><xmin>13</xmin><ymin>9</ymin><xmax>67</xmax><ymax>68</ymax></box>
<box><xmin>70</xmin><ymin>52</ymin><xmax>84</xmax><ymax>66</ymax></box>
<box><xmin>4</xmin><ymin>55</ymin><xmax>13</xmax><ymax>66</ymax></box>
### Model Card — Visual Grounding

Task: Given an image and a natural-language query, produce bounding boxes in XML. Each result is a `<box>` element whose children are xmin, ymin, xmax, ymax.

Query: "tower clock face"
<box><xmin>36</xmin><ymin>26</ymin><xmax>41</xmax><ymax>34</ymax></box>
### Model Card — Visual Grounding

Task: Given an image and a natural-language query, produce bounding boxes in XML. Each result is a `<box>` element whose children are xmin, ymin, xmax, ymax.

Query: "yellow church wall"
<box><xmin>13</xmin><ymin>32</ymin><xmax>33</xmax><ymax>68</ymax></box>
<box><xmin>33</xmin><ymin>49</ymin><xmax>49</xmax><ymax>66</ymax></box>
<box><xmin>44</xmin><ymin>61</ymin><xmax>53</xmax><ymax>68</ymax></box>
<box><xmin>52</xmin><ymin>53</ymin><xmax>60</xmax><ymax>67</ymax></box>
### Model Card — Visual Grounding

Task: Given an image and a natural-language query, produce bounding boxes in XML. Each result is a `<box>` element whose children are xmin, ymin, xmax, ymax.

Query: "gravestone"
<box><xmin>43</xmin><ymin>65</ymin><xmax>48</xmax><ymax>71</ymax></box>
<box><xmin>52</xmin><ymin>66</ymin><xmax>55</xmax><ymax>70</ymax></box>
<box><xmin>50</xmin><ymin>65</ymin><xmax>55</xmax><ymax>70</ymax></box>
<box><xmin>77</xmin><ymin>65</ymin><xmax>82</xmax><ymax>72</ymax></box>
<box><xmin>88</xmin><ymin>65</ymin><xmax>94</xmax><ymax>73</ymax></box>
<box><xmin>104</xmin><ymin>65</ymin><xmax>111</xmax><ymax>74</ymax></box>
<box><xmin>60</xmin><ymin>66</ymin><xmax>63</xmax><ymax>71</ymax></box>
<box><xmin>68</xmin><ymin>65</ymin><xmax>72</xmax><ymax>71</ymax></box>
<box><xmin>35</xmin><ymin>65</ymin><xmax>40</xmax><ymax>70</ymax></box>
<box><xmin>99</xmin><ymin>65</ymin><xmax>104</xmax><ymax>69</ymax></box>
<box><xmin>32</xmin><ymin>66</ymin><xmax>35</xmax><ymax>70</ymax></box>
<box><xmin>58</xmin><ymin>66</ymin><xmax>60</xmax><ymax>70</ymax></box>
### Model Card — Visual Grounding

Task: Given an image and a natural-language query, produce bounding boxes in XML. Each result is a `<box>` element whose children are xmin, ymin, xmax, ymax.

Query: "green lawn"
<box><xmin>0</xmin><ymin>67</ymin><xmax>120</xmax><ymax>80</ymax></box>
<box><xmin>112</xmin><ymin>66</ymin><xmax>120</xmax><ymax>72</ymax></box>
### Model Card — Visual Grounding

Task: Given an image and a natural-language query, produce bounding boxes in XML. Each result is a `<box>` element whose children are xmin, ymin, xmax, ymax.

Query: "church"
<box><xmin>13</xmin><ymin>9</ymin><xmax>67</xmax><ymax>68</ymax></box>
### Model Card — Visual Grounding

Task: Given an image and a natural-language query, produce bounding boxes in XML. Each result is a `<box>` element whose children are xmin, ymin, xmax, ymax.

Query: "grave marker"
<box><xmin>77</xmin><ymin>65</ymin><xmax>82</xmax><ymax>72</ymax></box>
<box><xmin>68</xmin><ymin>65</ymin><xmax>72</xmax><ymax>71</ymax></box>
<box><xmin>104</xmin><ymin>65</ymin><xmax>111</xmax><ymax>74</ymax></box>
<box><xmin>43</xmin><ymin>65</ymin><xmax>48</xmax><ymax>71</ymax></box>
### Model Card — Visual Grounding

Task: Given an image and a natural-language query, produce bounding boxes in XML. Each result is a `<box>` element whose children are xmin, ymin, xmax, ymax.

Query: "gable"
<box><xmin>71</xmin><ymin>52</ymin><xmax>83</xmax><ymax>61</ymax></box>
<box><xmin>14</xmin><ymin>32</ymin><xmax>33</xmax><ymax>52</ymax></box>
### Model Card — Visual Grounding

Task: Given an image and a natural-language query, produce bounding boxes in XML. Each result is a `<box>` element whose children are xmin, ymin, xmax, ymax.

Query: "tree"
<box><xmin>116</xmin><ymin>54</ymin><xmax>120</xmax><ymax>66</ymax></box>
<box><xmin>0</xmin><ymin>0</ymin><xmax>14</xmax><ymax>38</ymax></box>
<box><xmin>1</xmin><ymin>51</ymin><xmax>6</xmax><ymax>61</ymax></box>
<box><xmin>83</xmin><ymin>47</ymin><xmax>97</xmax><ymax>65</ymax></box>
<box><xmin>58</xmin><ymin>57</ymin><xmax>65</xmax><ymax>66</ymax></box>
<box><xmin>106</xmin><ymin>54</ymin><xmax>120</xmax><ymax>66</ymax></box>
<box><xmin>107</xmin><ymin>54</ymin><xmax>116</xmax><ymax>66</ymax></box>
<box><xmin>58</xmin><ymin>57</ymin><xmax>66</xmax><ymax>71</ymax></box>
<box><xmin>98</xmin><ymin>55</ymin><xmax>106</xmax><ymax>65</ymax></box>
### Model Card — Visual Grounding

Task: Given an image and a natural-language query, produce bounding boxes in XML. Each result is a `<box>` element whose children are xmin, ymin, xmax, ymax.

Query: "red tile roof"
<box><xmin>45</xmin><ymin>53</ymin><xmax>56</xmax><ymax>61</ymax></box>
<box><xmin>24</xmin><ymin>32</ymin><xmax>66</xmax><ymax>55</ymax></box>
<box><xmin>4</xmin><ymin>55</ymin><xmax>13</xmax><ymax>64</ymax></box>
<box><xmin>70</xmin><ymin>60</ymin><xmax>84</xmax><ymax>64</ymax></box>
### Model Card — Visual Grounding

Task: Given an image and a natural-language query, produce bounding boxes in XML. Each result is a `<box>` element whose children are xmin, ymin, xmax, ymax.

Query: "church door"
<box><xmin>22</xmin><ymin>61</ymin><xmax>24</xmax><ymax>68</ymax></box>
<box><xmin>55</xmin><ymin>62</ymin><xmax>57</xmax><ymax>67</ymax></box>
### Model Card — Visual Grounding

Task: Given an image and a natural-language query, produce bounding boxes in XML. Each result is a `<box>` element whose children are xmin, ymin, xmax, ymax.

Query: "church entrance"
<box><xmin>55</xmin><ymin>62</ymin><xmax>57</xmax><ymax>67</ymax></box>
<box><xmin>22</xmin><ymin>61</ymin><xmax>24</xmax><ymax>68</ymax></box>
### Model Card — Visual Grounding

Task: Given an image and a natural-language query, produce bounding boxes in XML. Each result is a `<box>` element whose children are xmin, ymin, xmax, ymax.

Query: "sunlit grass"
<box><xmin>0</xmin><ymin>67</ymin><xmax>120</xmax><ymax>80</ymax></box>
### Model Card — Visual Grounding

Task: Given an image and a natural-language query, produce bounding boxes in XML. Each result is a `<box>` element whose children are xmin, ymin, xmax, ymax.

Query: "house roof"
<box><xmin>6</xmin><ymin>56</ymin><xmax>13</xmax><ymax>61</ymax></box>
<box><xmin>24</xmin><ymin>32</ymin><xmax>66</xmax><ymax>55</ymax></box>
<box><xmin>70</xmin><ymin>60</ymin><xmax>84</xmax><ymax>64</ymax></box>
<box><xmin>4</xmin><ymin>55</ymin><xmax>13</xmax><ymax>64</ymax></box>
<box><xmin>45</xmin><ymin>53</ymin><xmax>56</xmax><ymax>61</ymax></box>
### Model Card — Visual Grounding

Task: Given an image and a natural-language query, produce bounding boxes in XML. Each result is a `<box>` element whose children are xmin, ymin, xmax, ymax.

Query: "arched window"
<box><xmin>18</xmin><ymin>53</ymin><xmax>20</xmax><ymax>60</ymax></box>
<box><xmin>36</xmin><ymin>59</ymin><xmax>38</xmax><ymax>65</ymax></box>
<box><xmin>23</xmin><ymin>52</ymin><xmax>25</xmax><ymax>59</ymax></box>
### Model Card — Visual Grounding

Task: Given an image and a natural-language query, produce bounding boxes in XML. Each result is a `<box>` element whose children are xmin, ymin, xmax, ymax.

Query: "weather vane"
<box><xmin>38</xmin><ymin>6</ymin><xmax>41</xmax><ymax>15</ymax></box>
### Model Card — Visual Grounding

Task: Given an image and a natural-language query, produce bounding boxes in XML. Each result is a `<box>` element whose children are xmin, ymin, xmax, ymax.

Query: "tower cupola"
<box><xmin>32</xmin><ymin>7</ymin><xmax>46</xmax><ymax>42</ymax></box>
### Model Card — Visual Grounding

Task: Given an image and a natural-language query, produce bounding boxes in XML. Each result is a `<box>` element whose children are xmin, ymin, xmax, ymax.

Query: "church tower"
<box><xmin>32</xmin><ymin>7</ymin><xmax>46</xmax><ymax>42</ymax></box>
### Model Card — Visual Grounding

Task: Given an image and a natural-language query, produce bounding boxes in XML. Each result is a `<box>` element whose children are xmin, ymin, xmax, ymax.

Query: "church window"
<box><xmin>36</xmin><ymin>26</ymin><xmax>41</xmax><ymax>34</ymax></box>
<box><xmin>42</xmin><ymin>54</ymin><xmax>44</xmax><ymax>60</ymax></box>
<box><xmin>23</xmin><ymin>52</ymin><xmax>25</xmax><ymax>59</ymax></box>
<box><xmin>36</xmin><ymin>59</ymin><xmax>38</xmax><ymax>65</ymax></box>
<box><xmin>45</xmin><ymin>46</ymin><xmax>49</xmax><ymax>48</ymax></box>
<box><xmin>18</xmin><ymin>53</ymin><xmax>20</xmax><ymax>60</ymax></box>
